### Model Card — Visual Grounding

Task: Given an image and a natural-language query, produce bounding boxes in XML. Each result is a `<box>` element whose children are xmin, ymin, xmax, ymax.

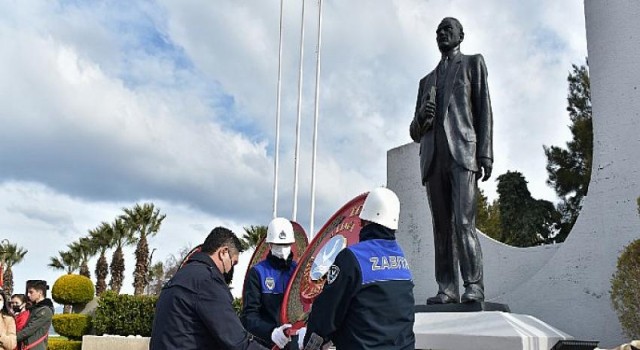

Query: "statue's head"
<box><xmin>436</xmin><ymin>17</ymin><xmax>464</xmax><ymax>53</ymax></box>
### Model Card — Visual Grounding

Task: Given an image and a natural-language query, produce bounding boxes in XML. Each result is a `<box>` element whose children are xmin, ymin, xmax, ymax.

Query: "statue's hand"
<box><xmin>417</xmin><ymin>101</ymin><xmax>436</xmax><ymax>130</ymax></box>
<box><xmin>478</xmin><ymin>158</ymin><xmax>492</xmax><ymax>182</ymax></box>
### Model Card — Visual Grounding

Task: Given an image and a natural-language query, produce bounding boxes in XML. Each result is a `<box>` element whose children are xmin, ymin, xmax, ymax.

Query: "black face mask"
<box><xmin>12</xmin><ymin>305</ymin><xmax>23</xmax><ymax>313</ymax></box>
<box><xmin>223</xmin><ymin>265</ymin><xmax>235</xmax><ymax>285</ymax></box>
<box><xmin>220</xmin><ymin>250</ymin><xmax>235</xmax><ymax>285</ymax></box>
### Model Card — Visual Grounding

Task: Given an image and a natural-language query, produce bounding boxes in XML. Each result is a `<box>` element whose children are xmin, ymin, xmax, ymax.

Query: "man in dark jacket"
<box><xmin>150</xmin><ymin>227</ymin><xmax>267</xmax><ymax>350</ymax></box>
<box><xmin>17</xmin><ymin>280</ymin><xmax>54</xmax><ymax>350</ymax></box>
<box><xmin>241</xmin><ymin>217</ymin><xmax>297</xmax><ymax>349</ymax></box>
<box><xmin>299</xmin><ymin>187</ymin><xmax>415</xmax><ymax>350</ymax></box>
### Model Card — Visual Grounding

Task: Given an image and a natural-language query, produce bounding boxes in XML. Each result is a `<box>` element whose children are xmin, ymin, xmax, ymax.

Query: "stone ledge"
<box><xmin>82</xmin><ymin>335</ymin><xmax>150</xmax><ymax>350</ymax></box>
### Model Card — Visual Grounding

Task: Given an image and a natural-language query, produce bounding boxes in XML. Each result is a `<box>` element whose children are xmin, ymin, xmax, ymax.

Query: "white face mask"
<box><xmin>271</xmin><ymin>245</ymin><xmax>291</xmax><ymax>259</ymax></box>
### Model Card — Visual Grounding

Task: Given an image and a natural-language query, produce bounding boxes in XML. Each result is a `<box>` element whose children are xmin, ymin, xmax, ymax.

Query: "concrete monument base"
<box><xmin>82</xmin><ymin>335</ymin><xmax>150</xmax><ymax>350</ymax></box>
<box><xmin>414</xmin><ymin>311</ymin><xmax>573</xmax><ymax>350</ymax></box>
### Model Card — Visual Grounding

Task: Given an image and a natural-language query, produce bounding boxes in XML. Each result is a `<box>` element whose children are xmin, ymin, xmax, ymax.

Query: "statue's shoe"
<box><xmin>426</xmin><ymin>293</ymin><xmax>459</xmax><ymax>305</ymax></box>
<box><xmin>461</xmin><ymin>286</ymin><xmax>485</xmax><ymax>303</ymax></box>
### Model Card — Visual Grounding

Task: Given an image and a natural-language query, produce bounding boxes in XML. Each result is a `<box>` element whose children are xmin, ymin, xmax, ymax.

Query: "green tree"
<box><xmin>49</xmin><ymin>250</ymin><xmax>81</xmax><ymax>275</ymax></box>
<box><xmin>69</xmin><ymin>237</ymin><xmax>97</xmax><ymax>279</ymax></box>
<box><xmin>476</xmin><ymin>188</ymin><xmax>501</xmax><ymax>240</ymax></box>
<box><xmin>496</xmin><ymin>171</ymin><xmax>561</xmax><ymax>247</ymax></box>
<box><xmin>610</xmin><ymin>196</ymin><xmax>640</xmax><ymax>339</ymax></box>
<box><xmin>240</xmin><ymin>225</ymin><xmax>267</xmax><ymax>251</ymax></box>
<box><xmin>108</xmin><ymin>218</ymin><xmax>133</xmax><ymax>294</ymax></box>
<box><xmin>0</xmin><ymin>242</ymin><xmax>28</xmax><ymax>295</ymax></box>
<box><xmin>120</xmin><ymin>203</ymin><xmax>166</xmax><ymax>295</ymax></box>
<box><xmin>89</xmin><ymin>222</ymin><xmax>113</xmax><ymax>296</ymax></box>
<box><xmin>544</xmin><ymin>61</ymin><xmax>592</xmax><ymax>241</ymax></box>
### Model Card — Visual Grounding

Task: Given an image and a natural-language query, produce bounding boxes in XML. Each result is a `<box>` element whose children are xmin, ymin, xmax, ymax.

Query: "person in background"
<box><xmin>150</xmin><ymin>227</ymin><xmax>268</xmax><ymax>350</ymax></box>
<box><xmin>241</xmin><ymin>217</ymin><xmax>298</xmax><ymax>349</ymax></box>
<box><xmin>10</xmin><ymin>294</ymin><xmax>29</xmax><ymax>349</ymax></box>
<box><xmin>0</xmin><ymin>289</ymin><xmax>17</xmax><ymax>350</ymax></box>
<box><xmin>16</xmin><ymin>281</ymin><xmax>54</xmax><ymax>350</ymax></box>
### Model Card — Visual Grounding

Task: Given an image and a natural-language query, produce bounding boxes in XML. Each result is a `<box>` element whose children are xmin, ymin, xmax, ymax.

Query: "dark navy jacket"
<box><xmin>304</xmin><ymin>223</ymin><xmax>415</xmax><ymax>350</ymax></box>
<box><xmin>241</xmin><ymin>252</ymin><xmax>297</xmax><ymax>347</ymax></box>
<box><xmin>149</xmin><ymin>252</ymin><xmax>267</xmax><ymax>350</ymax></box>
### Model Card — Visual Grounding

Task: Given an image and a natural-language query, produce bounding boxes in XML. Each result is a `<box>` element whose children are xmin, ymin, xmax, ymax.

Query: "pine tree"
<box><xmin>544</xmin><ymin>61</ymin><xmax>592</xmax><ymax>241</ymax></box>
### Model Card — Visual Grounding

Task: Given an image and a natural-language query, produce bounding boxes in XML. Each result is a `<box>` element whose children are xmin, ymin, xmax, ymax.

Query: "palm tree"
<box><xmin>108</xmin><ymin>218</ymin><xmax>133</xmax><ymax>294</ymax></box>
<box><xmin>121</xmin><ymin>203</ymin><xmax>166</xmax><ymax>295</ymax></box>
<box><xmin>48</xmin><ymin>250</ymin><xmax>81</xmax><ymax>274</ymax></box>
<box><xmin>89</xmin><ymin>222</ymin><xmax>113</xmax><ymax>296</ymax></box>
<box><xmin>69</xmin><ymin>237</ymin><xmax>97</xmax><ymax>279</ymax></box>
<box><xmin>241</xmin><ymin>225</ymin><xmax>267</xmax><ymax>250</ymax></box>
<box><xmin>1</xmin><ymin>242</ymin><xmax>28</xmax><ymax>295</ymax></box>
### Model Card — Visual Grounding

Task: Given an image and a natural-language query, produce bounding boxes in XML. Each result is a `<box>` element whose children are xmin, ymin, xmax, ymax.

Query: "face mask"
<box><xmin>220</xmin><ymin>250</ymin><xmax>235</xmax><ymax>285</ymax></box>
<box><xmin>12</xmin><ymin>305</ymin><xmax>23</xmax><ymax>313</ymax></box>
<box><xmin>271</xmin><ymin>245</ymin><xmax>291</xmax><ymax>259</ymax></box>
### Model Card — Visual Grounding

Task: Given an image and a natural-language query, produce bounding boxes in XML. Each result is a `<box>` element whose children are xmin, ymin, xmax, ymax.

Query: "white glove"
<box><xmin>271</xmin><ymin>324</ymin><xmax>292</xmax><ymax>349</ymax></box>
<box><xmin>297</xmin><ymin>327</ymin><xmax>307</xmax><ymax>349</ymax></box>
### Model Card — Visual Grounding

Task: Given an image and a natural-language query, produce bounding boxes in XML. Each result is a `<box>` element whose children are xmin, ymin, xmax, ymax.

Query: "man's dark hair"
<box><xmin>26</xmin><ymin>280</ymin><xmax>49</xmax><ymax>297</ymax></box>
<box><xmin>201</xmin><ymin>226</ymin><xmax>244</xmax><ymax>254</ymax></box>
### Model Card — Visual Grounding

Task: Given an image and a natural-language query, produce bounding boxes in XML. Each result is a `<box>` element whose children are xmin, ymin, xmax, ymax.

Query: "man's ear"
<box><xmin>459</xmin><ymin>31</ymin><xmax>464</xmax><ymax>43</ymax></box>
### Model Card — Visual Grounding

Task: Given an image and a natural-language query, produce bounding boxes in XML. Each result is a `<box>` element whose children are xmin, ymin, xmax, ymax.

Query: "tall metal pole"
<box><xmin>272</xmin><ymin>0</ymin><xmax>285</xmax><ymax>219</ymax></box>
<box><xmin>292</xmin><ymin>0</ymin><xmax>306</xmax><ymax>221</ymax></box>
<box><xmin>309</xmin><ymin>0</ymin><xmax>323</xmax><ymax>239</ymax></box>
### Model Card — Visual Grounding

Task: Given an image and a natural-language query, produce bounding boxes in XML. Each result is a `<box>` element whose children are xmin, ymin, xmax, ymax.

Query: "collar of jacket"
<box><xmin>441</xmin><ymin>47</ymin><xmax>461</xmax><ymax>61</ymax></box>
<box><xmin>359</xmin><ymin>222</ymin><xmax>396</xmax><ymax>242</ymax></box>
<box><xmin>30</xmin><ymin>298</ymin><xmax>54</xmax><ymax>311</ymax></box>
<box><xmin>266</xmin><ymin>250</ymin><xmax>294</xmax><ymax>270</ymax></box>
<box><xmin>187</xmin><ymin>252</ymin><xmax>217</xmax><ymax>267</ymax></box>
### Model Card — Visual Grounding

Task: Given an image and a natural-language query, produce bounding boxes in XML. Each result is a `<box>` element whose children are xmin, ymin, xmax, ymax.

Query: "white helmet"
<box><xmin>359</xmin><ymin>187</ymin><xmax>400</xmax><ymax>230</ymax></box>
<box><xmin>266</xmin><ymin>217</ymin><xmax>295</xmax><ymax>244</ymax></box>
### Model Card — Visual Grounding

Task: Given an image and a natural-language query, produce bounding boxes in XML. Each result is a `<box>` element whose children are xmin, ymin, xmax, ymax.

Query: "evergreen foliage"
<box><xmin>544</xmin><ymin>62</ymin><xmax>592</xmax><ymax>241</ymax></box>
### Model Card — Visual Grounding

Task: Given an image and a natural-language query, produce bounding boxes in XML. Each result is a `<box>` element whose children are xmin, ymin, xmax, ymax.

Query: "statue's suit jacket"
<box><xmin>410</xmin><ymin>53</ymin><xmax>493</xmax><ymax>184</ymax></box>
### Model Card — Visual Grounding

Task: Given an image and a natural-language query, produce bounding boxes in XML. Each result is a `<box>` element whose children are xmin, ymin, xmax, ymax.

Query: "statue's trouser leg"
<box><xmin>451</xmin><ymin>164</ymin><xmax>484</xmax><ymax>292</ymax></box>
<box><xmin>426</xmin><ymin>154</ymin><xmax>459</xmax><ymax>299</ymax></box>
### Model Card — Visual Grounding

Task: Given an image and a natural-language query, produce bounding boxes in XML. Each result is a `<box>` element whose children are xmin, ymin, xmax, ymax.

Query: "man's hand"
<box><xmin>271</xmin><ymin>324</ymin><xmax>292</xmax><ymax>348</ymax></box>
<box><xmin>477</xmin><ymin>158</ymin><xmax>493</xmax><ymax>182</ymax></box>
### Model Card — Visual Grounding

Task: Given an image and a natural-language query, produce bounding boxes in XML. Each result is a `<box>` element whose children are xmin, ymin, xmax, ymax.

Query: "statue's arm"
<box><xmin>410</xmin><ymin>79</ymin><xmax>425</xmax><ymax>143</ymax></box>
<box><xmin>471</xmin><ymin>54</ymin><xmax>493</xmax><ymax>162</ymax></box>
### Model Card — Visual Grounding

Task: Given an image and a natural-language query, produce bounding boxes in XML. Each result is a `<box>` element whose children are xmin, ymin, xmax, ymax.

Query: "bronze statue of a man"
<box><xmin>410</xmin><ymin>17</ymin><xmax>493</xmax><ymax>304</ymax></box>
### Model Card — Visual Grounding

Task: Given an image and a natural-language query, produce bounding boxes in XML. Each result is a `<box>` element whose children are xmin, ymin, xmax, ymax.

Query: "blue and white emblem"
<box><xmin>327</xmin><ymin>265</ymin><xmax>340</xmax><ymax>284</ymax></box>
<box><xmin>265</xmin><ymin>277</ymin><xmax>275</xmax><ymax>291</ymax></box>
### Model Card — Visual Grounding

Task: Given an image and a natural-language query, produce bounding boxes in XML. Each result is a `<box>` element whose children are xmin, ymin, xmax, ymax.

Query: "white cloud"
<box><xmin>0</xmin><ymin>0</ymin><xmax>588</xmax><ymax>296</ymax></box>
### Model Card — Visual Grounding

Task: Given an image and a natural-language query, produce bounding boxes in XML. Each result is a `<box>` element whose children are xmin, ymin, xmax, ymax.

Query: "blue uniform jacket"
<box><xmin>305</xmin><ymin>223</ymin><xmax>416</xmax><ymax>350</ymax></box>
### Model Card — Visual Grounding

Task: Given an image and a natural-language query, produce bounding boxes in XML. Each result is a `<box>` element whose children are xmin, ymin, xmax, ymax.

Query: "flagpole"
<box><xmin>292</xmin><ymin>0</ymin><xmax>306</xmax><ymax>221</ymax></box>
<box><xmin>272</xmin><ymin>0</ymin><xmax>285</xmax><ymax>219</ymax></box>
<box><xmin>309</xmin><ymin>0</ymin><xmax>323</xmax><ymax>239</ymax></box>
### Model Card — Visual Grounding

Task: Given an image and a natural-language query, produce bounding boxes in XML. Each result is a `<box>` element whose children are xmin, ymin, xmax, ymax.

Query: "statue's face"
<box><xmin>436</xmin><ymin>18</ymin><xmax>463</xmax><ymax>52</ymax></box>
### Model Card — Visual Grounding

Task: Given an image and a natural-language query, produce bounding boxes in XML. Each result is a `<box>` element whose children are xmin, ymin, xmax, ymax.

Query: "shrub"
<box><xmin>233</xmin><ymin>297</ymin><xmax>242</xmax><ymax>315</ymax></box>
<box><xmin>611</xmin><ymin>238</ymin><xmax>640</xmax><ymax>339</ymax></box>
<box><xmin>93</xmin><ymin>291</ymin><xmax>158</xmax><ymax>337</ymax></box>
<box><xmin>48</xmin><ymin>338</ymin><xmax>82</xmax><ymax>350</ymax></box>
<box><xmin>52</xmin><ymin>275</ymin><xmax>95</xmax><ymax>305</ymax></box>
<box><xmin>52</xmin><ymin>314</ymin><xmax>92</xmax><ymax>340</ymax></box>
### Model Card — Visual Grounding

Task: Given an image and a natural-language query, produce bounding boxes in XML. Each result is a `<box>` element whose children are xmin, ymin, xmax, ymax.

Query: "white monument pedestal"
<box><xmin>414</xmin><ymin>312</ymin><xmax>573</xmax><ymax>350</ymax></box>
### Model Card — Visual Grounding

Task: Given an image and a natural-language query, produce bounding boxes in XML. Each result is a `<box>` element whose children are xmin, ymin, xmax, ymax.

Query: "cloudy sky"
<box><xmin>0</xmin><ymin>0</ymin><xmax>587</xmax><ymax>298</ymax></box>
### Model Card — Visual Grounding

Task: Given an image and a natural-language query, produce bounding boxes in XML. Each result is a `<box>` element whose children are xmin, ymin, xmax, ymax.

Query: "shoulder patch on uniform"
<box><xmin>327</xmin><ymin>265</ymin><xmax>340</xmax><ymax>284</ymax></box>
<box><xmin>265</xmin><ymin>277</ymin><xmax>275</xmax><ymax>290</ymax></box>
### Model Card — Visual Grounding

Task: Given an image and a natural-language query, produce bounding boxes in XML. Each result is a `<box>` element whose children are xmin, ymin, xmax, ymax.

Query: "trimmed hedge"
<box><xmin>93</xmin><ymin>291</ymin><xmax>158</xmax><ymax>337</ymax></box>
<box><xmin>52</xmin><ymin>274</ymin><xmax>95</xmax><ymax>305</ymax></box>
<box><xmin>611</xmin><ymin>238</ymin><xmax>640</xmax><ymax>339</ymax></box>
<box><xmin>52</xmin><ymin>314</ymin><xmax>92</xmax><ymax>340</ymax></box>
<box><xmin>48</xmin><ymin>338</ymin><xmax>82</xmax><ymax>350</ymax></box>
